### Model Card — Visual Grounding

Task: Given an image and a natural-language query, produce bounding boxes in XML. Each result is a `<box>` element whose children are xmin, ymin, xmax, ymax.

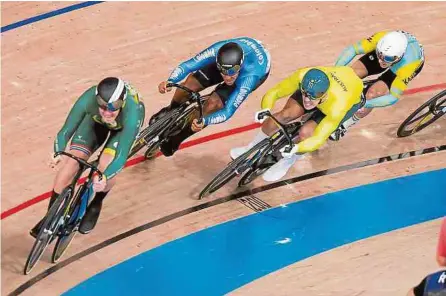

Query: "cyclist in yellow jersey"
<box><xmin>331</xmin><ymin>30</ymin><xmax>424</xmax><ymax>140</ymax></box>
<box><xmin>230</xmin><ymin>66</ymin><xmax>364</xmax><ymax>182</ymax></box>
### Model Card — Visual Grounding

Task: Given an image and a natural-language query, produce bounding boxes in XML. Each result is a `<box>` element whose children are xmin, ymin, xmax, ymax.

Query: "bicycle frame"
<box><xmin>129</xmin><ymin>83</ymin><xmax>209</xmax><ymax>158</ymax></box>
<box><xmin>54</xmin><ymin>151</ymin><xmax>102</xmax><ymax>233</ymax></box>
<box><xmin>255</xmin><ymin>110</ymin><xmax>295</xmax><ymax>153</ymax></box>
<box><xmin>166</xmin><ymin>82</ymin><xmax>206</xmax><ymax>124</ymax></box>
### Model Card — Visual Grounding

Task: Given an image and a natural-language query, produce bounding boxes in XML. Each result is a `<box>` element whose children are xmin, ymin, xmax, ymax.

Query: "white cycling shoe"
<box><xmin>262</xmin><ymin>154</ymin><xmax>302</xmax><ymax>182</ymax></box>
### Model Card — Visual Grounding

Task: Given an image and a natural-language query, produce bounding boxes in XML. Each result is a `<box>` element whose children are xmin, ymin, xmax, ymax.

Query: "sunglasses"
<box><xmin>96</xmin><ymin>95</ymin><xmax>124</xmax><ymax>112</ymax></box>
<box><xmin>217</xmin><ymin>63</ymin><xmax>241</xmax><ymax>76</ymax></box>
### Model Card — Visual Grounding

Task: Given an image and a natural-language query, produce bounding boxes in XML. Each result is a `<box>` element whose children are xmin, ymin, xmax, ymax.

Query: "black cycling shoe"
<box><xmin>159</xmin><ymin>139</ymin><xmax>178</xmax><ymax>157</ymax></box>
<box><xmin>30</xmin><ymin>219</ymin><xmax>44</xmax><ymax>239</ymax></box>
<box><xmin>79</xmin><ymin>199</ymin><xmax>103</xmax><ymax>234</ymax></box>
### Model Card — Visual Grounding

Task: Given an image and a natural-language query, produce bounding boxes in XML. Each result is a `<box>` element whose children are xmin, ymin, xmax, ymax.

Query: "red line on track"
<box><xmin>2</xmin><ymin>83</ymin><xmax>445</xmax><ymax>220</ymax></box>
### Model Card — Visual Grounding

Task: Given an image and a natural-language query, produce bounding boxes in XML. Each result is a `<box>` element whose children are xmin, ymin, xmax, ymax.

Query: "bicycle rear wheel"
<box><xmin>52</xmin><ymin>229</ymin><xmax>77</xmax><ymax>263</ymax></box>
<box><xmin>199</xmin><ymin>139</ymin><xmax>271</xmax><ymax>199</ymax></box>
<box><xmin>238</xmin><ymin>160</ymin><xmax>274</xmax><ymax>187</ymax></box>
<box><xmin>397</xmin><ymin>90</ymin><xmax>446</xmax><ymax>137</ymax></box>
<box><xmin>128</xmin><ymin>108</ymin><xmax>183</xmax><ymax>158</ymax></box>
<box><xmin>24</xmin><ymin>188</ymin><xmax>71</xmax><ymax>275</ymax></box>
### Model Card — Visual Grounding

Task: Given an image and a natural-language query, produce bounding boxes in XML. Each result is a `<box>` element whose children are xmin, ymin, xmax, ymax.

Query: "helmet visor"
<box><xmin>301</xmin><ymin>87</ymin><xmax>326</xmax><ymax>101</ymax></box>
<box><xmin>217</xmin><ymin>63</ymin><xmax>241</xmax><ymax>76</ymax></box>
<box><xmin>377</xmin><ymin>50</ymin><xmax>400</xmax><ymax>64</ymax></box>
<box><xmin>96</xmin><ymin>95</ymin><xmax>124</xmax><ymax>111</ymax></box>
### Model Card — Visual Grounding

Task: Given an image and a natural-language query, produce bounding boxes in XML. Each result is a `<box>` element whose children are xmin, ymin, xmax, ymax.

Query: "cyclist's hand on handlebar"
<box><xmin>48</xmin><ymin>152</ymin><xmax>62</xmax><ymax>168</ymax></box>
<box><xmin>158</xmin><ymin>81</ymin><xmax>172</xmax><ymax>94</ymax></box>
<box><xmin>280</xmin><ymin>144</ymin><xmax>299</xmax><ymax>158</ymax></box>
<box><xmin>254</xmin><ymin>108</ymin><xmax>270</xmax><ymax>123</ymax></box>
<box><xmin>93</xmin><ymin>174</ymin><xmax>107</xmax><ymax>192</ymax></box>
<box><xmin>191</xmin><ymin>118</ymin><xmax>205</xmax><ymax>132</ymax></box>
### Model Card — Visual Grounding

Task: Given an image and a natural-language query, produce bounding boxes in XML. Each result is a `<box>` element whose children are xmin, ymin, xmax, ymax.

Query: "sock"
<box><xmin>248</xmin><ymin>130</ymin><xmax>268</xmax><ymax>148</ymax></box>
<box><xmin>48</xmin><ymin>190</ymin><xmax>59</xmax><ymax>210</ymax></box>
<box><xmin>92</xmin><ymin>191</ymin><xmax>108</xmax><ymax>205</ymax></box>
<box><xmin>342</xmin><ymin>114</ymin><xmax>360</xmax><ymax>129</ymax></box>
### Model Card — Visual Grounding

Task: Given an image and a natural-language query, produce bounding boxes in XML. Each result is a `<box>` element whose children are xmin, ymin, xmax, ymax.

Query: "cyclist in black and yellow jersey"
<box><xmin>332</xmin><ymin>30</ymin><xmax>424</xmax><ymax>140</ymax></box>
<box><xmin>30</xmin><ymin>77</ymin><xmax>145</xmax><ymax>237</ymax></box>
<box><xmin>230</xmin><ymin>66</ymin><xmax>364</xmax><ymax>182</ymax></box>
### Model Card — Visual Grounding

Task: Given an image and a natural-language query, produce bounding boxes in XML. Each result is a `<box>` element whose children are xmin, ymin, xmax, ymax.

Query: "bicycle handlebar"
<box><xmin>54</xmin><ymin>151</ymin><xmax>103</xmax><ymax>178</ymax></box>
<box><xmin>256</xmin><ymin>110</ymin><xmax>294</xmax><ymax>153</ymax></box>
<box><xmin>166</xmin><ymin>82</ymin><xmax>204</xmax><ymax>124</ymax></box>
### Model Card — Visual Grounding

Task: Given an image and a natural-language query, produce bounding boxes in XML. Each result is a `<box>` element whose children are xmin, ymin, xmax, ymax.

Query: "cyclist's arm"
<box><xmin>364</xmin><ymin>60</ymin><xmax>422</xmax><ymax>108</ymax></box>
<box><xmin>54</xmin><ymin>87</ymin><xmax>94</xmax><ymax>153</ymax></box>
<box><xmin>103</xmin><ymin>108</ymin><xmax>142</xmax><ymax>180</ymax></box>
<box><xmin>167</xmin><ymin>41</ymin><xmax>226</xmax><ymax>83</ymax></box>
<box><xmin>261</xmin><ymin>69</ymin><xmax>303</xmax><ymax>110</ymax></box>
<box><xmin>203</xmin><ymin>77</ymin><xmax>257</xmax><ymax>125</ymax></box>
<box><xmin>335</xmin><ymin>31</ymin><xmax>387</xmax><ymax>66</ymax></box>
<box><xmin>297</xmin><ymin>113</ymin><xmax>343</xmax><ymax>153</ymax></box>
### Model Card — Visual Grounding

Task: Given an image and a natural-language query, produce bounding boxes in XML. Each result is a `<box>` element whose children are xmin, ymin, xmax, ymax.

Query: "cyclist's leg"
<box><xmin>159</xmin><ymin>89</ymin><xmax>225</xmax><ymax>157</ymax></box>
<box><xmin>262</xmin><ymin>110</ymin><xmax>322</xmax><ymax>182</ymax></box>
<box><xmin>78</xmin><ymin>128</ymin><xmax>119</xmax><ymax>234</ymax></box>
<box><xmin>346</xmin><ymin>51</ymin><xmax>389</xmax><ymax>119</ymax></box>
<box><xmin>230</xmin><ymin>90</ymin><xmax>307</xmax><ymax>160</ymax></box>
<box><xmin>329</xmin><ymin>96</ymin><xmax>366</xmax><ymax>141</ymax></box>
<box><xmin>30</xmin><ymin>116</ymin><xmax>103</xmax><ymax>237</ymax></box>
<box><xmin>347</xmin><ymin>56</ymin><xmax>424</xmax><ymax>129</ymax></box>
<box><xmin>263</xmin><ymin>90</ymin><xmax>306</xmax><ymax>135</ymax></box>
<box><xmin>159</xmin><ymin>67</ymin><xmax>226</xmax><ymax>156</ymax></box>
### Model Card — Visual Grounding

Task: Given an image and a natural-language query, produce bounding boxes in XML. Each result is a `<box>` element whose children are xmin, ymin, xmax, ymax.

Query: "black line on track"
<box><xmin>238</xmin><ymin>194</ymin><xmax>272</xmax><ymax>212</ymax></box>
<box><xmin>10</xmin><ymin>144</ymin><xmax>446</xmax><ymax>295</ymax></box>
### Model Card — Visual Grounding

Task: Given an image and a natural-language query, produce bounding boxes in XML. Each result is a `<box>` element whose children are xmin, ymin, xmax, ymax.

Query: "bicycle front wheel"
<box><xmin>24</xmin><ymin>188</ymin><xmax>71</xmax><ymax>275</ymax></box>
<box><xmin>397</xmin><ymin>90</ymin><xmax>446</xmax><ymax>137</ymax></box>
<box><xmin>199</xmin><ymin>139</ymin><xmax>271</xmax><ymax>199</ymax></box>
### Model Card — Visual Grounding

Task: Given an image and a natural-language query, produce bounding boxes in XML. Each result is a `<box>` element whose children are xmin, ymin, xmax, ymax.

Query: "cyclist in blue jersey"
<box><xmin>150</xmin><ymin>37</ymin><xmax>271</xmax><ymax>156</ymax></box>
<box><xmin>409</xmin><ymin>270</ymin><xmax>446</xmax><ymax>296</ymax></box>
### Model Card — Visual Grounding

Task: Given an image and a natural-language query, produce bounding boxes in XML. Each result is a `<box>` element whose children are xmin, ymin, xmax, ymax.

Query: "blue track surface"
<box><xmin>64</xmin><ymin>169</ymin><xmax>446</xmax><ymax>296</ymax></box>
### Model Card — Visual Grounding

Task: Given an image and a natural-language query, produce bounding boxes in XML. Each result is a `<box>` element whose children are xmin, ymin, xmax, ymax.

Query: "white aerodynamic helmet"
<box><xmin>376</xmin><ymin>31</ymin><xmax>408</xmax><ymax>64</ymax></box>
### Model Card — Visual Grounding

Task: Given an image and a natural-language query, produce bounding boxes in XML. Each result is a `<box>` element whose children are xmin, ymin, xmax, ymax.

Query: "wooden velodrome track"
<box><xmin>2</xmin><ymin>2</ymin><xmax>446</xmax><ymax>295</ymax></box>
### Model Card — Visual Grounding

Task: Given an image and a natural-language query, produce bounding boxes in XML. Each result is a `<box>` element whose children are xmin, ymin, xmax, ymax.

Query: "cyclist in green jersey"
<box><xmin>30</xmin><ymin>77</ymin><xmax>145</xmax><ymax>236</ymax></box>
